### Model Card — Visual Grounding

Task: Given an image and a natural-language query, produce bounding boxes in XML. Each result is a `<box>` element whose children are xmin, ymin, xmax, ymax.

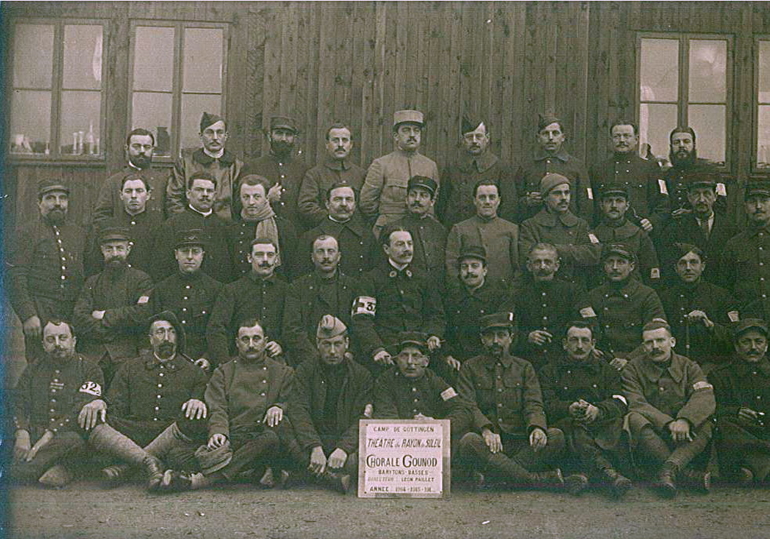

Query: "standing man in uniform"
<box><xmin>360</xmin><ymin>110</ymin><xmax>439</xmax><ymax>236</ymax></box>
<box><xmin>6</xmin><ymin>179</ymin><xmax>85</xmax><ymax>364</ymax></box>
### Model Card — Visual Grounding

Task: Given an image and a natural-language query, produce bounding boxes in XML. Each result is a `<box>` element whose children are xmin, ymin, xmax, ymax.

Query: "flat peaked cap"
<box><xmin>602</xmin><ymin>243</ymin><xmax>636</xmax><ymax>263</ymax></box>
<box><xmin>38</xmin><ymin>178</ymin><xmax>70</xmax><ymax>197</ymax></box>
<box><xmin>200</xmin><ymin>112</ymin><xmax>224</xmax><ymax>132</ymax></box>
<box><xmin>395</xmin><ymin>331</ymin><xmax>429</xmax><ymax>353</ymax></box>
<box><xmin>393</xmin><ymin>110</ymin><xmax>424</xmax><ymax>127</ymax></box>
<box><xmin>459</xmin><ymin>244</ymin><xmax>487</xmax><ymax>264</ymax></box>
<box><xmin>407</xmin><ymin>175</ymin><xmax>437</xmax><ymax>196</ymax></box>
<box><xmin>599</xmin><ymin>185</ymin><xmax>629</xmax><ymax>200</ymax></box>
<box><xmin>480</xmin><ymin>312</ymin><xmax>515</xmax><ymax>332</ymax></box>
<box><xmin>270</xmin><ymin>116</ymin><xmax>299</xmax><ymax>134</ymax></box>
<box><xmin>316</xmin><ymin>315</ymin><xmax>347</xmax><ymax>339</ymax></box>
<box><xmin>745</xmin><ymin>182</ymin><xmax>770</xmax><ymax>200</ymax></box>
<box><xmin>540</xmin><ymin>173</ymin><xmax>571</xmax><ymax>196</ymax></box>
<box><xmin>174</xmin><ymin>229</ymin><xmax>206</xmax><ymax>250</ymax></box>
<box><xmin>734</xmin><ymin>318</ymin><xmax>768</xmax><ymax>339</ymax></box>
<box><xmin>99</xmin><ymin>226</ymin><xmax>131</xmax><ymax>244</ymax></box>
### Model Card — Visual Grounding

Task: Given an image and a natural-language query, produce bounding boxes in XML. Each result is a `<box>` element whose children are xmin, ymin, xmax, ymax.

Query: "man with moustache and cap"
<box><xmin>167</xmin><ymin>112</ymin><xmax>244</xmax><ymax>222</ymax></box>
<box><xmin>73</xmin><ymin>227</ymin><xmax>153</xmax><ymax>386</ymax></box>
<box><xmin>622</xmin><ymin>320</ymin><xmax>715</xmax><ymax>498</ymax></box>
<box><xmin>710</xmin><ymin>319</ymin><xmax>770</xmax><ymax>485</ymax></box>
<box><xmin>360</xmin><ymin>109</ymin><xmax>440</xmax><ymax>236</ymax></box>
<box><xmin>6</xmin><ymin>179</ymin><xmax>86</xmax><ymax>363</ymax></box>
<box><xmin>298</xmin><ymin>123</ymin><xmax>366</xmax><ymax>228</ymax></box>
<box><xmin>437</xmin><ymin>116</ymin><xmax>516</xmax><ymax>227</ymax></box>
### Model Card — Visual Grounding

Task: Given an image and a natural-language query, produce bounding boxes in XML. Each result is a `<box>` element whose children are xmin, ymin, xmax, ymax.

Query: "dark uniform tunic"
<box><xmin>299</xmin><ymin>214</ymin><xmax>380</xmax><ymax>278</ymax></box>
<box><xmin>206</xmin><ymin>273</ymin><xmax>288</xmax><ymax>366</ymax></box>
<box><xmin>663</xmin><ymin>159</ymin><xmax>725</xmax><ymax>216</ymax></box>
<box><xmin>592</xmin><ymin>219</ymin><xmax>660</xmax><ymax>286</ymax></box>
<box><xmin>721</xmin><ymin>224</ymin><xmax>770</xmax><ymax>317</ymax></box>
<box><xmin>590</xmin><ymin>153</ymin><xmax>668</xmax><ymax>230</ymax></box>
<box><xmin>226</xmin><ymin>217</ymin><xmax>298</xmax><ymax>280</ymax></box>
<box><xmin>282</xmin><ymin>271</ymin><xmax>358</xmax><ymax>365</ymax></box>
<box><xmin>586</xmin><ymin>279</ymin><xmax>666</xmax><ymax>356</ymax></box>
<box><xmin>149</xmin><ymin>271</ymin><xmax>224</xmax><ymax>363</ymax></box>
<box><xmin>85</xmin><ymin>209</ymin><xmax>164</xmax><ymax>277</ymax></box>
<box><xmin>93</xmin><ymin>165</ymin><xmax>169</xmax><ymax>225</ymax></box>
<box><xmin>297</xmin><ymin>157</ymin><xmax>366</xmax><ymax>228</ymax></box>
<box><xmin>393</xmin><ymin>213</ymin><xmax>448</xmax><ymax>284</ymax></box>
<box><xmin>244</xmin><ymin>153</ymin><xmax>310</xmax><ymax>230</ymax></box>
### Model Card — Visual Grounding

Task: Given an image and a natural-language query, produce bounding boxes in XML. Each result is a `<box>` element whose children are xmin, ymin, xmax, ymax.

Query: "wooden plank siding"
<box><xmin>3</xmin><ymin>1</ymin><xmax>770</xmax><ymax>228</ymax></box>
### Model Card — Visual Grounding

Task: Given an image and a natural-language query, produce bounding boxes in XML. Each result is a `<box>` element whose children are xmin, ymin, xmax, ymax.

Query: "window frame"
<box><xmin>754</xmin><ymin>35</ymin><xmax>770</xmax><ymax>173</ymax></box>
<box><xmin>6</xmin><ymin>17</ymin><xmax>109</xmax><ymax>163</ymax></box>
<box><xmin>127</xmin><ymin>19</ymin><xmax>229</xmax><ymax>163</ymax></box>
<box><xmin>635</xmin><ymin>31</ymin><xmax>734</xmax><ymax>172</ymax></box>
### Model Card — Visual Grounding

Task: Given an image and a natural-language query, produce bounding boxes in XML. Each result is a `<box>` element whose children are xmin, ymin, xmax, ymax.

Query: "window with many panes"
<box><xmin>637</xmin><ymin>34</ymin><xmax>731</xmax><ymax>168</ymax></box>
<box><xmin>757</xmin><ymin>38</ymin><xmax>770</xmax><ymax>170</ymax></box>
<box><xmin>129</xmin><ymin>22</ymin><xmax>227</xmax><ymax>159</ymax></box>
<box><xmin>8</xmin><ymin>20</ymin><xmax>106</xmax><ymax>158</ymax></box>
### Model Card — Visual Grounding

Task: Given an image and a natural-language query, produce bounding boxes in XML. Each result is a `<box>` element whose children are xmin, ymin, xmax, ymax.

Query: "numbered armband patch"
<box><xmin>658</xmin><ymin>179</ymin><xmax>669</xmax><ymax>195</ymax></box>
<box><xmin>441</xmin><ymin>387</ymin><xmax>458</xmax><ymax>401</ymax></box>
<box><xmin>586</xmin><ymin>187</ymin><xmax>594</xmax><ymax>200</ymax></box>
<box><xmin>580</xmin><ymin>307</ymin><xmax>597</xmax><ymax>318</ymax></box>
<box><xmin>716</xmin><ymin>183</ymin><xmax>727</xmax><ymax>197</ymax></box>
<box><xmin>352</xmin><ymin>296</ymin><xmax>377</xmax><ymax>316</ymax></box>
<box><xmin>650</xmin><ymin>268</ymin><xmax>660</xmax><ymax>280</ymax></box>
<box><xmin>728</xmin><ymin>310</ymin><xmax>739</xmax><ymax>323</ymax></box>
<box><xmin>588</xmin><ymin>233</ymin><xmax>600</xmax><ymax>244</ymax></box>
<box><xmin>79</xmin><ymin>381</ymin><xmax>102</xmax><ymax>397</ymax></box>
<box><xmin>137</xmin><ymin>295</ymin><xmax>150</xmax><ymax>305</ymax></box>
<box><xmin>693</xmin><ymin>381</ymin><xmax>713</xmax><ymax>391</ymax></box>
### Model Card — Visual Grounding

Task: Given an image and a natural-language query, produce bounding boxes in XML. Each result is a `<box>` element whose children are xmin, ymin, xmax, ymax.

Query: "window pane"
<box><xmin>758</xmin><ymin>106</ymin><xmax>770</xmax><ymax>169</ymax></box>
<box><xmin>689</xmin><ymin>104</ymin><xmax>726</xmax><ymax>165</ymax></box>
<box><xmin>640</xmin><ymin>38</ymin><xmax>679</xmax><ymax>102</ymax></box>
<box><xmin>60</xmin><ymin>91</ymin><xmax>102</xmax><ymax>155</ymax></box>
<box><xmin>180</xmin><ymin>94</ymin><xmax>221</xmax><ymax>150</ymax></box>
<box><xmin>132</xmin><ymin>92</ymin><xmax>173</xmax><ymax>157</ymax></box>
<box><xmin>760</xmin><ymin>41</ymin><xmax>770</xmax><ymax>103</ymax></box>
<box><xmin>183</xmin><ymin>28</ymin><xmax>224</xmax><ymax>93</ymax></box>
<box><xmin>63</xmin><ymin>25</ymin><xmax>103</xmax><ymax>90</ymax></box>
<box><xmin>13</xmin><ymin>24</ymin><xmax>54</xmax><ymax>89</ymax></box>
<box><xmin>133</xmin><ymin>26</ymin><xmax>175</xmax><ymax>92</ymax></box>
<box><xmin>9</xmin><ymin>90</ymin><xmax>52</xmax><ymax>154</ymax></box>
<box><xmin>688</xmin><ymin>40</ymin><xmax>727</xmax><ymax>103</ymax></box>
<box><xmin>639</xmin><ymin>103</ymin><xmax>678</xmax><ymax>166</ymax></box>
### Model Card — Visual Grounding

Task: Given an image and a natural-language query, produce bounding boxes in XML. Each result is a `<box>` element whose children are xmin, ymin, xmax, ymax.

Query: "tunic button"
<box><xmin>660</xmin><ymin>387</ymin><xmax>665</xmax><ymax>391</ymax></box>
<box><xmin>159</xmin><ymin>373</ymin><xmax>164</xmax><ymax>377</ymax></box>
<box><xmin>157</xmin><ymin>395</ymin><xmax>161</xmax><ymax>399</ymax></box>
<box><xmin>155</xmin><ymin>406</ymin><xmax>159</xmax><ymax>411</ymax></box>
<box><xmin>182</xmin><ymin>308</ymin><xmax>187</xmax><ymax>311</ymax></box>
<box><xmin>260</xmin><ymin>392</ymin><xmax>266</xmax><ymax>397</ymax></box>
<box><xmin>158</xmin><ymin>384</ymin><xmax>163</xmax><ymax>388</ymax></box>
<box><xmin>563</xmin><ymin>387</ymin><xmax>568</xmax><ymax>390</ymax></box>
<box><xmin>497</xmin><ymin>403</ymin><xmax>502</xmax><ymax>407</ymax></box>
<box><xmin>183</xmin><ymin>297</ymin><xmax>188</xmax><ymax>300</ymax></box>
<box><xmin>414</xmin><ymin>398</ymin><xmax>419</xmax><ymax>403</ymax></box>
<box><xmin>51</xmin><ymin>399</ymin><xmax>56</xmax><ymax>403</ymax></box>
<box><xmin>186</xmin><ymin>285</ymin><xmax>191</xmax><ymax>289</ymax></box>
<box><xmin>498</xmin><ymin>388</ymin><xmax>503</xmax><ymax>392</ymax></box>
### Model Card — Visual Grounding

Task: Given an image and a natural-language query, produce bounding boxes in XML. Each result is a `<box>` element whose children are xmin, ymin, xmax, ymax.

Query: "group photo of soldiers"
<box><xmin>7</xmin><ymin>100</ymin><xmax>770</xmax><ymax>505</ymax></box>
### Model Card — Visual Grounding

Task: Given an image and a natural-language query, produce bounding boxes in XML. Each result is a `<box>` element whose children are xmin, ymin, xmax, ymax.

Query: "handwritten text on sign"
<box><xmin>358</xmin><ymin>419</ymin><xmax>450</xmax><ymax>498</ymax></box>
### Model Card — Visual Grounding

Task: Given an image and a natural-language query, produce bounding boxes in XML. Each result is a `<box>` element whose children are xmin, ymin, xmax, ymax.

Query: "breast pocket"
<box><xmin>502</xmin><ymin>377</ymin><xmax>523</xmax><ymax>412</ymax></box>
<box><xmin>383</xmin><ymin>177</ymin><xmax>408</xmax><ymax>205</ymax></box>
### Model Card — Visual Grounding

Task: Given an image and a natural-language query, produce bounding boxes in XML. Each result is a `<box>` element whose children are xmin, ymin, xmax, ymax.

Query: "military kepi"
<box><xmin>480</xmin><ymin>312</ymin><xmax>515</xmax><ymax>333</ymax></box>
<box><xmin>408</xmin><ymin>176</ymin><xmax>437</xmax><ymax>196</ymax></box>
<box><xmin>99</xmin><ymin>226</ymin><xmax>131</xmax><ymax>244</ymax></box>
<box><xmin>459</xmin><ymin>244</ymin><xmax>487</xmax><ymax>264</ymax></box>
<box><xmin>395</xmin><ymin>331</ymin><xmax>429</xmax><ymax>353</ymax></box>
<box><xmin>38</xmin><ymin>178</ymin><xmax>70</xmax><ymax>197</ymax></box>
<box><xmin>174</xmin><ymin>229</ymin><xmax>206</xmax><ymax>250</ymax></box>
<box><xmin>393</xmin><ymin>109</ymin><xmax>424</xmax><ymax>128</ymax></box>
<box><xmin>733</xmin><ymin>318</ymin><xmax>768</xmax><ymax>339</ymax></box>
<box><xmin>270</xmin><ymin>115</ymin><xmax>298</xmax><ymax>134</ymax></box>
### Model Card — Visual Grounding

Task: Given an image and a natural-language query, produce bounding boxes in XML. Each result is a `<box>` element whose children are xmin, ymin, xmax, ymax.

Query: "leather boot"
<box><xmin>602</xmin><ymin>467</ymin><xmax>632</xmax><ymax>499</ymax></box>
<box><xmin>143</xmin><ymin>455</ymin><xmax>165</xmax><ymax>491</ymax></box>
<box><xmin>655</xmin><ymin>461</ymin><xmax>678</xmax><ymax>499</ymax></box>
<box><xmin>38</xmin><ymin>464</ymin><xmax>73</xmax><ymax>488</ymax></box>
<box><xmin>89</xmin><ymin>424</ymin><xmax>165</xmax><ymax>491</ymax></box>
<box><xmin>565</xmin><ymin>473</ymin><xmax>589</xmax><ymax>496</ymax></box>
<box><xmin>486</xmin><ymin>453</ymin><xmax>533</xmax><ymax>486</ymax></box>
<box><xmin>101</xmin><ymin>463</ymin><xmax>132</xmax><ymax>485</ymax></box>
<box><xmin>681</xmin><ymin>468</ymin><xmax>711</xmax><ymax>493</ymax></box>
<box><xmin>322</xmin><ymin>471</ymin><xmax>351</xmax><ymax>494</ymax></box>
<box><xmin>530</xmin><ymin>469</ymin><xmax>564</xmax><ymax>488</ymax></box>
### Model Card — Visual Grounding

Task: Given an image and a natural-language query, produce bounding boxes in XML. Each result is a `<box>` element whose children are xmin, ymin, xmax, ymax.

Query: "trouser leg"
<box><xmin>457</xmin><ymin>432</ymin><xmax>533</xmax><ymax>484</ymax></box>
<box><xmin>11</xmin><ymin>431</ymin><xmax>85</xmax><ymax>483</ymax></box>
<box><xmin>635</xmin><ymin>425</ymin><xmax>672</xmax><ymax>474</ymax></box>
<box><xmin>717</xmin><ymin>417</ymin><xmax>770</xmax><ymax>481</ymax></box>
<box><xmin>512</xmin><ymin>428</ymin><xmax>566</xmax><ymax>472</ymax></box>
<box><xmin>220</xmin><ymin>430</ymin><xmax>280</xmax><ymax>482</ymax></box>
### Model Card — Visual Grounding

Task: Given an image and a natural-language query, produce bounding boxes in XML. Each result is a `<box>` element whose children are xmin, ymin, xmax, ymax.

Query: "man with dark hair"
<box><xmin>590</xmin><ymin>120</ymin><xmax>668</xmax><ymax>233</ymax></box>
<box><xmin>513</xmin><ymin>113</ymin><xmax>593</xmax><ymax>223</ymax></box>
<box><xmin>243</xmin><ymin>116</ymin><xmax>309</xmax><ymax>230</ymax></box>
<box><xmin>622</xmin><ymin>320</ymin><xmax>715</xmax><ymax>498</ymax></box>
<box><xmin>361</xmin><ymin>110</ymin><xmax>440</xmax><ymax>236</ymax></box>
<box><xmin>6</xmin><ymin>179</ymin><xmax>86</xmax><ymax>363</ymax></box>
<box><xmin>298</xmin><ymin>123</ymin><xmax>366</xmax><ymax>228</ymax></box>
<box><xmin>446</xmin><ymin>180</ymin><xmax>519</xmax><ymax>289</ymax></box>
<box><xmin>539</xmin><ymin>321</ymin><xmax>631</xmax><ymax>497</ymax></box>
<box><xmin>92</xmin><ymin>128</ymin><xmax>170</xmax><ymax>225</ymax></box>
<box><xmin>167</xmin><ymin>112</ymin><xmax>244</xmax><ymax>221</ymax></box>
<box><xmin>437</xmin><ymin>116</ymin><xmax>516</xmax><ymax>226</ymax></box>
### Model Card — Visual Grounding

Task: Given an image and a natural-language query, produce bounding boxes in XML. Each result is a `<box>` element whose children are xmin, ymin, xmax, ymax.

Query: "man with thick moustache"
<box><xmin>360</xmin><ymin>109</ymin><xmax>440</xmax><ymax>236</ymax></box>
<box><xmin>351</xmin><ymin>225</ymin><xmax>445</xmax><ymax>375</ymax></box>
<box><xmin>710</xmin><ymin>319</ymin><xmax>770</xmax><ymax>485</ymax></box>
<box><xmin>519</xmin><ymin>173</ymin><xmax>601</xmax><ymax>287</ymax></box>
<box><xmin>73</xmin><ymin>227</ymin><xmax>153</xmax><ymax>386</ymax></box>
<box><xmin>446</xmin><ymin>180</ymin><xmax>519</xmax><ymax>289</ymax></box>
<box><xmin>659</xmin><ymin>177</ymin><xmax>737</xmax><ymax>286</ymax></box>
<box><xmin>660</xmin><ymin>244</ymin><xmax>738</xmax><ymax>372</ymax></box>
<box><xmin>284</xmin><ymin>316</ymin><xmax>373</xmax><ymax>494</ymax></box>
<box><xmin>6</xmin><ymin>179</ymin><xmax>86</xmax><ymax>364</ymax></box>
<box><xmin>93</xmin><ymin>128</ymin><xmax>169</xmax><ymax>225</ymax></box>
<box><xmin>152</xmin><ymin>171</ymin><xmax>233</xmax><ymax>284</ymax></box>
<box><xmin>299</xmin><ymin>181</ymin><xmax>379</xmax><ymax>278</ymax></box>
<box><xmin>622</xmin><ymin>320</ymin><xmax>715</xmax><ymax>498</ymax></box>
<box><xmin>437</xmin><ymin>116</ymin><xmax>516</xmax><ymax>227</ymax></box>
<box><xmin>283</xmin><ymin>235</ymin><xmax>357</xmax><ymax>365</ymax></box>
<box><xmin>149</xmin><ymin>230</ymin><xmax>224</xmax><ymax>373</ymax></box>
<box><xmin>207</xmin><ymin>238</ymin><xmax>289</xmax><ymax>367</ymax></box>
<box><xmin>539</xmin><ymin>322</ymin><xmax>631</xmax><ymax>498</ymax></box>
<box><xmin>244</xmin><ymin>116</ymin><xmax>309</xmax><ymax>230</ymax></box>
<box><xmin>298</xmin><ymin>123</ymin><xmax>366</xmax><ymax>228</ymax></box>
<box><xmin>514</xmin><ymin>113</ymin><xmax>593</xmax><ymax>223</ymax></box>
<box><xmin>510</xmin><ymin>243</ymin><xmax>592</xmax><ymax>371</ymax></box>
<box><xmin>590</xmin><ymin>120</ymin><xmax>668</xmax><ymax>233</ymax></box>
<box><xmin>457</xmin><ymin>313</ymin><xmax>565</xmax><ymax>489</ymax></box>
<box><xmin>167</xmin><ymin>112</ymin><xmax>244</xmax><ymax>222</ymax></box>
<box><xmin>393</xmin><ymin>176</ymin><xmax>447</xmax><ymax>283</ymax></box>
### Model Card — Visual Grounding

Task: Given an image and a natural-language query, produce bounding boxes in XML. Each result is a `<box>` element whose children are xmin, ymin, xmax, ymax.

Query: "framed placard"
<box><xmin>357</xmin><ymin>419</ymin><xmax>451</xmax><ymax>498</ymax></box>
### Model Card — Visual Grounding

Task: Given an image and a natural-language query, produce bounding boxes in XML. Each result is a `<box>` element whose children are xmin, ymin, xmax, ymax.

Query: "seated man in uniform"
<box><xmin>457</xmin><ymin>313</ymin><xmax>565</xmax><ymax>489</ymax></box>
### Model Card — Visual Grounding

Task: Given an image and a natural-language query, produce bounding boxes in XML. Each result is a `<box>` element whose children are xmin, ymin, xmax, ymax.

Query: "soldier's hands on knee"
<box><xmin>667</xmin><ymin>419</ymin><xmax>692</xmax><ymax>443</ymax></box>
<box><xmin>481</xmin><ymin>428</ymin><xmax>502</xmax><ymax>454</ymax></box>
<box><xmin>26</xmin><ymin>430</ymin><xmax>54</xmax><ymax>462</ymax></box>
<box><xmin>373</xmin><ymin>350</ymin><xmax>393</xmax><ymax>365</ymax></box>
<box><xmin>13</xmin><ymin>430</ymin><xmax>31</xmax><ymax>461</ymax></box>
<box><xmin>265</xmin><ymin>406</ymin><xmax>283</xmax><ymax>427</ymax></box>
<box><xmin>640</xmin><ymin>218</ymin><xmax>653</xmax><ymax>233</ymax></box>
<box><xmin>22</xmin><ymin>315</ymin><xmax>42</xmax><ymax>340</ymax></box>
<box><xmin>328</xmin><ymin>448</ymin><xmax>348</xmax><ymax>470</ymax></box>
<box><xmin>208</xmin><ymin>433</ymin><xmax>227</xmax><ymax>449</ymax></box>
<box><xmin>529</xmin><ymin>427</ymin><xmax>547</xmax><ymax>451</ymax></box>
<box><xmin>581</xmin><ymin>403</ymin><xmax>600</xmax><ymax>423</ymax></box>
<box><xmin>182</xmin><ymin>398</ymin><xmax>207</xmax><ymax>420</ymax></box>
<box><xmin>309</xmin><ymin>446</ymin><xmax>327</xmax><ymax>476</ymax></box>
<box><xmin>738</xmin><ymin>407</ymin><xmax>763</xmax><ymax>427</ymax></box>
<box><xmin>78</xmin><ymin>399</ymin><xmax>107</xmax><ymax>430</ymax></box>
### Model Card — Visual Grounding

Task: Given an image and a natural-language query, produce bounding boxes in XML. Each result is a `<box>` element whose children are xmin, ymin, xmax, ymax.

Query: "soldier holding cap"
<box><xmin>621</xmin><ymin>320</ymin><xmax>715</xmax><ymax>498</ymax></box>
<box><xmin>710</xmin><ymin>319</ymin><xmax>770</xmax><ymax>485</ymax></box>
<box><xmin>298</xmin><ymin>123</ymin><xmax>366</xmax><ymax>228</ymax></box>
<box><xmin>513</xmin><ymin>113</ymin><xmax>593</xmax><ymax>223</ymax></box>
<box><xmin>360</xmin><ymin>109</ymin><xmax>440</xmax><ymax>236</ymax></box>
<box><xmin>437</xmin><ymin>116</ymin><xmax>516</xmax><ymax>227</ymax></box>
<box><xmin>6</xmin><ymin>179</ymin><xmax>86</xmax><ymax>364</ymax></box>
<box><xmin>393</xmin><ymin>176</ymin><xmax>448</xmax><ymax>283</ymax></box>
<box><xmin>457</xmin><ymin>312</ymin><xmax>566</xmax><ymax>489</ymax></box>
<box><xmin>167</xmin><ymin>112</ymin><xmax>244</xmax><ymax>222</ymax></box>
<box><xmin>519</xmin><ymin>173</ymin><xmax>601</xmax><ymax>287</ymax></box>
<box><xmin>73</xmin><ymin>227</ymin><xmax>154</xmax><ymax>386</ymax></box>
<box><xmin>243</xmin><ymin>115</ymin><xmax>310</xmax><ymax>230</ymax></box>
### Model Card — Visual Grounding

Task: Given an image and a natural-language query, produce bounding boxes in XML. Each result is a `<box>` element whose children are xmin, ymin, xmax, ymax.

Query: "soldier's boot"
<box><xmin>564</xmin><ymin>472</ymin><xmax>589</xmax><ymax>496</ymax></box>
<box><xmin>38</xmin><ymin>464</ymin><xmax>73</xmax><ymax>488</ymax></box>
<box><xmin>636</xmin><ymin>426</ymin><xmax>672</xmax><ymax>475</ymax></box>
<box><xmin>680</xmin><ymin>467</ymin><xmax>711</xmax><ymax>494</ymax></box>
<box><xmin>737</xmin><ymin>467</ymin><xmax>755</xmax><ymax>486</ymax></box>
<box><xmin>101</xmin><ymin>463</ymin><xmax>132</xmax><ymax>485</ymax></box>
<box><xmin>320</xmin><ymin>471</ymin><xmax>352</xmax><ymax>495</ymax></box>
<box><xmin>487</xmin><ymin>453</ymin><xmax>535</xmax><ymax>486</ymax></box>
<box><xmin>529</xmin><ymin>469</ymin><xmax>565</xmax><ymax>489</ymax></box>
<box><xmin>602</xmin><ymin>467</ymin><xmax>633</xmax><ymax>499</ymax></box>
<box><xmin>654</xmin><ymin>461</ymin><xmax>678</xmax><ymax>499</ymax></box>
<box><xmin>89</xmin><ymin>423</ymin><xmax>165</xmax><ymax>491</ymax></box>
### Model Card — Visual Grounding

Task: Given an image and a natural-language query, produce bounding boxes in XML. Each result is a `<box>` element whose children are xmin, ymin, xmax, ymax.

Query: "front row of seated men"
<box><xmin>13</xmin><ymin>305</ymin><xmax>770</xmax><ymax>499</ymax></box>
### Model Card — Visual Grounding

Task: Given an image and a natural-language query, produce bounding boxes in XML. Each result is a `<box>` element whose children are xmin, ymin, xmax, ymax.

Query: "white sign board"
<box><xmin>358</xmin><ymin>419</ymin><xmax>450</xmax><ymax>498</ymax></box>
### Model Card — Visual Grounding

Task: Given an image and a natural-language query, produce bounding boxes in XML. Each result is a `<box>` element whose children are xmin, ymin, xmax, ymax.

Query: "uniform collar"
<box><xmin>248</xmin><ymin>272</ymin><xmax>277</xmax><ymax>285</ymax></box>
<box><xmin>193</xmin><ymin>147</ymin><xmax>236</xmax><ymax>166</ymax></box>
<box><xmin>534</xmin><ymin>148</ymin><xmax>570</xmax><ymax>163</ymax></box>
<box><xmin>324</xmin><ymin>157</ymin><xmax>351</xmax><ymax>172</ymax></box>
<box><xmin>269</xmin><ymin>151</ymin><xmax>295</xmax><ymax>164</ymax></box>
<box><xmin>597</xmin><ymin>218</ymin><xmax>637</xmax><ymax>238</ymax></box>
<box><xmin>458</xmin><ymin>151</ymin><xmax>499</xmax><ymax>173</ymax></box>
<box><xmin>749</xmin><ymin>224</ymin><xmax>770</xmax><ymax>237</ymax></box>
<box><xmin>638</xmin><ymin>352</ymin><xmax>686</xmax><ymax>383</ymax></box>
<box><xmin>734</xmin><ymin>356</ymin><xmax>770</xmax><ymax>376</ymax></box>
<box><xmin>532</xmin><ymin>208</ymin><xmax>580</xmax><ymax>227</ymax></box>
<box><xmin>387</xmin><ymin>260</ymin><xmax>412</xmax><ymax>278</ymax></box>
<box><xmin>555</xmin><ymin>354</ymin><xmax>603</xmax><ymax>374</ymax></box>
<box><xmin>394</xmin><ymin>148</ymin><xmax>422</xmax><ymax>159</ymax></box>
<box><xmin>611</xmin><ymin>151</ymin><xmax>641</xmax><ymax>163</ymax></box>
<box><xmin>483</xmin><ymin>352</ymin><xmax>515</xmax><ymax>370</ymax></box>
<box><xmin>604</xmin><ymin>278</ymin><xmax>640</xmax><ymax>298</ymax></box>
<box><xmin>144</xmin><ymin>351</ymin><xmax>184</xmax><ymax>371</ymax></box>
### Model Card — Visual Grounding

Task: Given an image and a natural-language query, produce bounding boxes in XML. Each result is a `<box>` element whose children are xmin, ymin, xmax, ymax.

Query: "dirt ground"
<box><xmin>6</xmin><ymin>480</ymin><xmax>770</xmax><ymax>539</ymax></box>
